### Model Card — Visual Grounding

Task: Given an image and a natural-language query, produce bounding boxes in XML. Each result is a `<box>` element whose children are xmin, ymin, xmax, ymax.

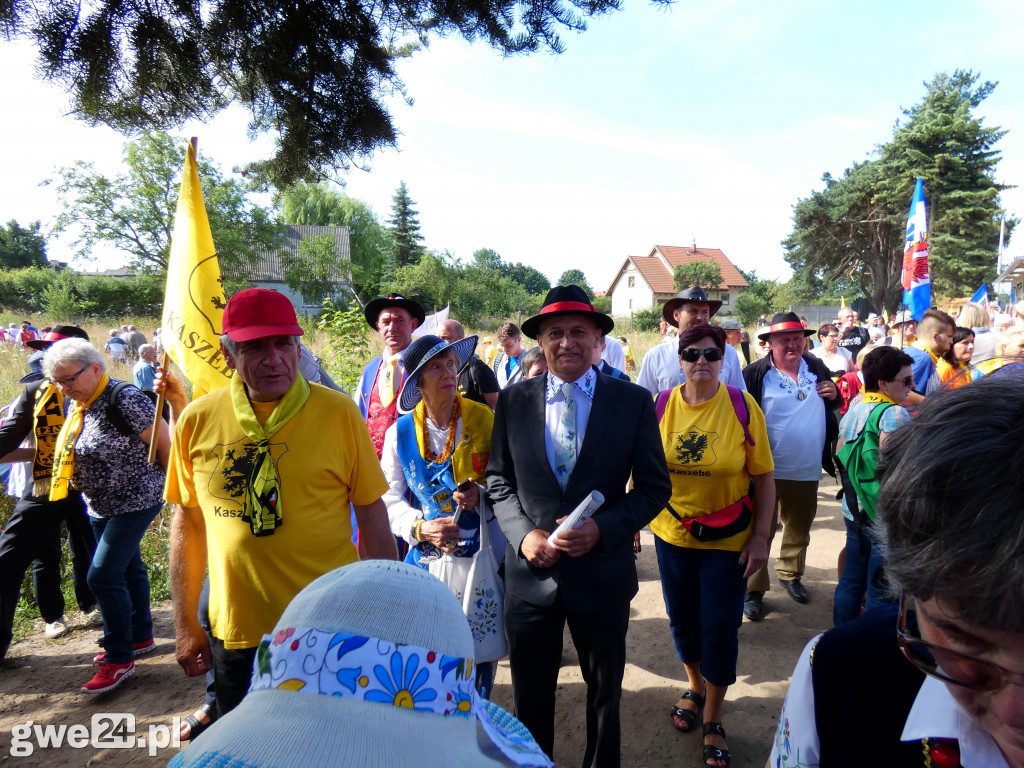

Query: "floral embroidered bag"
<box><xmin>461</xmin><ymin>495</ymin><xmax>507</xmax><ymax>662</ymax></box>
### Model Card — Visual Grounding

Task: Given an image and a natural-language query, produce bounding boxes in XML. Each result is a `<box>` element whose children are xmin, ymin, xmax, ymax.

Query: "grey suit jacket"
<box><xmin>485</xmin><ymin>371</ymin><xmax>671</xmax><ymax>611</ymax></box>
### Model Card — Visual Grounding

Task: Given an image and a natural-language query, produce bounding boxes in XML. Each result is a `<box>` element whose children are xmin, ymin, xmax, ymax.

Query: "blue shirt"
<box><xmin>905</xmin><ymin>345</ymin><xmax>938</xmax><ymax>396</ymax></box>
<box><xmin>132</xmin><ymin>360</ymin><xmax>158</xmax><ymax>391</ymax></box>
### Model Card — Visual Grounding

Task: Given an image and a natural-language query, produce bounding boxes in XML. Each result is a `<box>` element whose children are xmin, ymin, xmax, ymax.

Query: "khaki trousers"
<box><xmin>747</xmin><ymin>478</ymin><xmax>820</xmax><ymax>594</ymax></box>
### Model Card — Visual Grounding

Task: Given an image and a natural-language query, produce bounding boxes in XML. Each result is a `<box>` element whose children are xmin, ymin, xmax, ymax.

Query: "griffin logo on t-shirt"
<box><xmin>669</xmin><ymin>428</ymin><xmax>719</xmax><ymax>467</ymax></box>
<box><xmin>208</xmin><ymin>439</ymin><xmax>290</xmax><ymax>505</ymax></box>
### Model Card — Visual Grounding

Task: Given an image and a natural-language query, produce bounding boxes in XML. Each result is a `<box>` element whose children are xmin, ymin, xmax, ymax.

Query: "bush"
<box><xmin>633</xmin><ymin>306</ymin><xmax>662</xmax><ymax>332</ymax></box>
<box><xmin>592</xmin><ymin>295</ymin><xmax>611</xmax><ymax>314</ymax></box>
<box><xmin>0</xmin><ymin>267</ymin><xmax>165</xmax><ymax>318</ymax></box>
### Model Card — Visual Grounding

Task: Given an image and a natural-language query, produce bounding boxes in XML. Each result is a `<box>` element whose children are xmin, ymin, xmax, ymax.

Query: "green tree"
<box><xmin>878</xmin><ymin>71</ymin><xmax>1016</xmax><ymax>295</ymax></box>
<box><xmin>279</xmin><ymin>181</ymin><xmax>388</xmax><ymax>305</ymax></box>
<box><xmin>673</xmin><ymin>259</ymin><xmax>722</xmax><ymax>292</ymax></box>
<box><xmin>0</xmin><ymin>221</ymin><xmax>48</xmax><ymax>269</ymax></box>
<box><xmin>504</xmin><ymin>262</ymin><xmax>551</xmax><ymax>295</ymax></box>
<box><xmin>48</xmin><ymin>132</ymin><xmax>280</xmax><ymax>273</ymax></box>
<box><xmin>472</xmin><ymin>248</ymin><xmax>504</xmax><ymax>271</ymax></box>
<box><xmin>733</xmin><ymin>272</ymin><xmax>781</xmax><ymax>327</ymax></box>
<box><xmin>387</xmin><ymin>182</ymin><xmax>425</xmax><ymax>269</ymax></box>
<box><xmin>785</xmin><ymin>71</ymin><xmax>1016</xmax><ymax>313</ymax></box>
<box><xmin>282</xmin><ymin>234</ymin><xmax>346</xmax><ymax>308</ymax></box>
<box><xmin>557</xmin><ymin>269</ymin><xmax>593</xmax><ymax>298</ymax></box>
<box><xmin>4</xmin><ymin>0</ymin><xmax>655</xmax><ymax>188</ymax></box>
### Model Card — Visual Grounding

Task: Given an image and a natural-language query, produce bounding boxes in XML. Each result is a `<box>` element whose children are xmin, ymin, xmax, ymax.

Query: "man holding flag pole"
<box><xmin>159</xmin><ymin>138</ymin><xmax>397</xmax><ymax>728</ymax></box>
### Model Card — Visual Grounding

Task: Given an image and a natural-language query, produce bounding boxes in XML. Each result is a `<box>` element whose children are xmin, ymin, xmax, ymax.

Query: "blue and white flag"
<box><xmin>901</xmin><ymin>177</ymin><xmax>931</xmax><ymax>322</ymax></box>
<box><xmin>970</xmin><ymin>284</ymin><xmax>989</xmax><ymax>308</ymax></box>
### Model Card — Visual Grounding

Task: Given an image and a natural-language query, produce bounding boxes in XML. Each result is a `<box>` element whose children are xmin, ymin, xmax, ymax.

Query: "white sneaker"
<box><xmin>44</xmin><ymin>619</ymin><xmax>69</xmax><ymax>638</ymax></box>
<box><xmin>83</xmin><ymin>608</ymin><xmax>103</xmax><ymax>626</ymax></box>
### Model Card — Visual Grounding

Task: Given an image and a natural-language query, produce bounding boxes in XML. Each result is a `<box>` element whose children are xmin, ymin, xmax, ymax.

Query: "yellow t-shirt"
<box><xmin>649</xmin><ymin>384</ymin><xmax>774</xmax><ymax>551</ymax></box>
<box><xmin>165</xmin><ymin>384</ymin><xmax>389</xmax><ymax>648</ymax></box>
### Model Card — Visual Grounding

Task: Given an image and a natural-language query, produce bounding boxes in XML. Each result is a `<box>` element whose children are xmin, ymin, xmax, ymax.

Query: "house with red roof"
<box><xmin>606</xmin><ymin>244</ymin><xmax>749</xmax><ymax>317</ymax></box>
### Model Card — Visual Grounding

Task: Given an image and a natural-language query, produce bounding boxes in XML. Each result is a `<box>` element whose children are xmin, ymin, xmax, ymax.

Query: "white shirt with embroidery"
<box><xmin>761</xmin><ymin>356</ymin><xmax>825</xmax><ymax>481</ymax></box>
<box><xmin>543</xmin><ymin>369</ymin><xmax>596</xmax><ymax>480</ymax></box>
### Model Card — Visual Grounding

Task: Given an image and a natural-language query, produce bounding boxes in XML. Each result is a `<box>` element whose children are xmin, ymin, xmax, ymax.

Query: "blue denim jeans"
<box><xmin>833</xmin><ymin>516</ymin><xmax>893</xmax><ymax>626</ymax></box>
<box><xmin>88</xmin><ymin>503</ymin><xmax>162</xmax><ymax>664</ymax></box>
<box><xmin>654</xmin><ymin>537</ymin><xmax>747</xmax><ymax>687</ymax></box>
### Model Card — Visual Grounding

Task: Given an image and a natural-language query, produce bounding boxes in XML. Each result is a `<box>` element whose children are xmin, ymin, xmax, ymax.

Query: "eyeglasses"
<box><xmin>680</xmin><ymin>348</ymin><xmax>724</xmax><ymax>363</ymax></box>
<box><xmin>51</xmin><ymin>366</ymin><xmax>90</xmax><ymax>388</ymax></box>
<box><xmin>897</xmin><ymin>592</ymin><xmax>1024</xmax><ymax>691</ymax></box>
<box><xmin>887</xmin><ymin>376</ymin><xmax>914</xmax><ymax>387</ymax></box>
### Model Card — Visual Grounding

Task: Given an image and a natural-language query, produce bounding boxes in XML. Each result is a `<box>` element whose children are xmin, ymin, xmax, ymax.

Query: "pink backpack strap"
<box><xmin>726</xmin><ymin>385</ymin><xmax>755</xmax><ymax>446</ymax></box>
<box><xmin>654</xmin><ymin>388</ymin><xmax>673</xmax><ymax>422</ymax></box>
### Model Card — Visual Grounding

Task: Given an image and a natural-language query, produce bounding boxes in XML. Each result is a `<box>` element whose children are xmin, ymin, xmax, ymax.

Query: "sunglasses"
<box><xmin>51</xmin><ymin>366</ymin><xmax>90</xmax><ymax>388</ymax></box>
<box><xmin>897</xmin><ymin>592</ymin><xmax>1024</xmax><ymax>692</ymax></box>
<box><xmin>887</xmin><ymin>375</ymin><xmax>914</xmax><ymax>387</ymax></box>
<box><xmin>680</xmin><ymin>348</ymin><xmax>724</xmax><ymax>363</ymax></box>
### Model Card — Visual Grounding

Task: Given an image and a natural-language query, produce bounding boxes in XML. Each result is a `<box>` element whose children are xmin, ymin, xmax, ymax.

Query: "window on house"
<box><xmin>629</xmin><ymin>299</ymin><xmax>633</xmax><ymax>310</ymax></box>
<box><xmin>628</xmin><ymin>276</ymin><xmax>635</xmax><ymax>288</ymax></box>
<box><xmin>721</xmin><ymin>293</ymin><xmax>730</xmax><ymax>305</ymax></box>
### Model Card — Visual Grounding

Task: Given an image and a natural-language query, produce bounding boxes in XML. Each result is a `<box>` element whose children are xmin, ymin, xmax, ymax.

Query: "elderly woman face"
<box><xmin>417</xmin><ymin>349</ymin><xmax>459</xmax><ymax>404</ymax></box>
<box><xmin>953</xmin><ymin>335</ymin><xmax>975</xmax><ymax>364</ymax></box>
<box><xmin>678</xmin><ymin>335</ymin><xmax>723</xmax><ymax>383</ymax></box>
<box><xmin>907</xmin><ymin>595</ymin><xmax>1024</xmax><ymax>765</ymax></box>
<box><xmin>51</xmin><ymin>360</ymin><xmax>104</xmax><ymax>402</ymax></box>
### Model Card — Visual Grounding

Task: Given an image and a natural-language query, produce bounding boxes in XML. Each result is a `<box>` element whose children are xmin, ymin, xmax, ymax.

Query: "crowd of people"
<box><xmin>0</xmin><ymin>285</ymin><xmax>1022</xmax><ymax>768</ymax></box>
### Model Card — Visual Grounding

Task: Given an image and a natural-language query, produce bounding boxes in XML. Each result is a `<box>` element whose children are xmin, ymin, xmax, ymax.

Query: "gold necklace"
<box><xmin>423</xmin><ymin>398</ymin><xmax>460</xmax><ymax>464</ymax></box>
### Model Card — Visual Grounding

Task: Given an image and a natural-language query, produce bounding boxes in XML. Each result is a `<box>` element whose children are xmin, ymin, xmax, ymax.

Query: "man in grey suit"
<box><xmin>486</xmin><ymin>285</ymin><xmax>671</xmax><ymax>768</ymax></box>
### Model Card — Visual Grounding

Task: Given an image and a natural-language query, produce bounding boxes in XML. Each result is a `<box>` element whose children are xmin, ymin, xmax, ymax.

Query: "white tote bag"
<box><xmin>461</xmin><ymin>496</ymin><xmax>508</xmax><ymax>662</ymax></box>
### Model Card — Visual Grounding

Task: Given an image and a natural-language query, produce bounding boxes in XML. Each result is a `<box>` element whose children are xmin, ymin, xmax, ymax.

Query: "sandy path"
<box><xmin>0</xmin><ymin>475</ymin><xmax>845</xmax><ymax>767</ymax></box>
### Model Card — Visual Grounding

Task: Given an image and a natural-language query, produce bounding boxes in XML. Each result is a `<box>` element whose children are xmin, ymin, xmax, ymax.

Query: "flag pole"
<box><xmin>148</xmin><ymin>137</ymin><xmax>199</xmax><ymax>463</ymax></box>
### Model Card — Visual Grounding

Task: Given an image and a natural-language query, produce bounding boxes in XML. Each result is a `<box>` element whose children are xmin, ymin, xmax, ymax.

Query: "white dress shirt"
<box><xmin>636</xmin><ymin>337</ymin><xmax>747</xmax><ymax>395</ymax></box>
<box><xmin>543</xmin><ymin>369</ymin><xmax>596</xmax><ymax>480</ymax></box>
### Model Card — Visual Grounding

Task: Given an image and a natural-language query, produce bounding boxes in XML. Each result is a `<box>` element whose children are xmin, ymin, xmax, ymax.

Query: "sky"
<box><xmin>2</xmin><ymin>0</ymin><xmax>1023</xmax><ymax>296</ymax></box>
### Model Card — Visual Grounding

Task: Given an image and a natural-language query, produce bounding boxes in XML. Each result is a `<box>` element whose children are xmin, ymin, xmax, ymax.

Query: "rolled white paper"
<box><xmin>547</xmin><ymin>491</ymin><xmax>605</xmax><ymax>545</ymax></box>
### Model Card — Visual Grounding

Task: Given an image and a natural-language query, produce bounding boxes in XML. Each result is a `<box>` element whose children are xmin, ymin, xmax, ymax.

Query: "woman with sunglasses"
<box><xmin>649</xmin><ymin>323</ymin><xmax>775</xmax><ymax>767</ymax></box>
<box><xmin>769</xmin><ymin>372</ymin><xmax>1024</xmax><ymax>768</ymax></box>
<box><xmin>832</xmin><ymin>345</ymin><xmax>914</xmax><ymax>626</ymax></box>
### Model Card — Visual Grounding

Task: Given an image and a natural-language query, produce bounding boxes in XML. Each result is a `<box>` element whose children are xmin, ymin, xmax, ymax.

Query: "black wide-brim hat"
<box><xmin>25</xmin><ymin>324</ymin><xmax>90</xmax><ymax>350</ymax></box>
<box><xmin>758</xmin><ymin>312</ymin><xmax>815</xmax><ymax>341</ymax></box>
<box><xmin>364</xmin><ymin>294</ymin><xmax>426</xmax><ymax>330</ymax></box>
<box><xmin>521</xmin><ymin>285</ymin><xmax>614</xmax><ymax>340</ymax></box>
<box><xmin>398</xmin><ymin>334</ymin><xmax>478</xmax><ymax>414</ymax></box>
<box><xmin>662</xmin><ymin>287</ymin><xmax>723</xmax><ymax>325</ymax></box>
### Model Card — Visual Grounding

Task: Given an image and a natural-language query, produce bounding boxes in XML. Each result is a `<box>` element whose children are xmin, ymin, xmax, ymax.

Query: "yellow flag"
<box><xmin>161</xmin><ymin>141</ymin><xmax>233</xmax><ymax>399</ymax></box>
<box><xmin>840</xmin><ymin>296</ymin><xmax>846</xmax><ymax>309</ymax></box>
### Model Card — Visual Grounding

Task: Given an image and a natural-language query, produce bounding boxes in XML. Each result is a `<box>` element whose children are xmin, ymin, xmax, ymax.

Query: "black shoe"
<box><xmin>743</xmin><ymin>591</ymin><xmax>765</xmax><ymax>621</ymax></box>
<box><xmin>781</xmin><ymin>578</ymin><xmax>809</xmax><ymax>603</ymax></box>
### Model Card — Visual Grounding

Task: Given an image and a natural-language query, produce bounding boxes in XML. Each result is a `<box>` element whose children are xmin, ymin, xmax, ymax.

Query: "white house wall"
<box><xmin>610</xmin><ymin>265</ymin><xmax>656</xmax><ymax>317</ymax></box>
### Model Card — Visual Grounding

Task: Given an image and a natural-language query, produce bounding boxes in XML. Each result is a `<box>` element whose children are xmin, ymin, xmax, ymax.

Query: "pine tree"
<box><xmin>387</xmin><ymin>182</ymin><xmax>425</xmax><ymax>268</ymax></box>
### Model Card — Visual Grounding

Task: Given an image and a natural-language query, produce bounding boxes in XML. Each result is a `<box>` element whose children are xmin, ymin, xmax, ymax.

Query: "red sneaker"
<box><xmin>93</xmin><ymin>638</ymin><xmax>156</xmax><ymax>664</ymax></box>
<box><xmin>82</xmin><ymin>661</ymin><xmax>135</xmax><ymax>694</ymax></box>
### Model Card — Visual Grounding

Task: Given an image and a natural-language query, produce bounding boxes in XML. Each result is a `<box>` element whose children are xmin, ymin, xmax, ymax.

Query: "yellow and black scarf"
<box><xmin>50</xmin><ymin>374</ymin><xmax>110</xmax><ymax>501</ymax></box>
<box><xmin>30</xmin><ymin>382</ymin><xmax>66</xmax><ymax>496</ymax></box>
<box><xmin>231</xmin><ymin>373</ymin><xmax>310</xmax><ymax>536</ymax></box>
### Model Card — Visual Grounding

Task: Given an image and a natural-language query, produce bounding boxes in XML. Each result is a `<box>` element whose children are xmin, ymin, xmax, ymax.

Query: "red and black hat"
<box><xmin>520</xmin><ymin>284</ymin><xmax>614</xmax><ymax>340</ymax></box>
<box><xmin>364</xmin><ymin>294</ymin><xmax>426</xmax><ymax>330</ymax></box>
<box><xmin>757</xmin><ymin>312</ymin><xmax>814</xmax><ymax>341</ymax></box>
<box><xmin>662</xmin><ymin>287</ymin><xmax>723</xmax><ymax>325</ymax></box>
<box><xmin>25</xmin><ymin>325</ymin><xmax>90</xmax><ymax>350</ymax></box>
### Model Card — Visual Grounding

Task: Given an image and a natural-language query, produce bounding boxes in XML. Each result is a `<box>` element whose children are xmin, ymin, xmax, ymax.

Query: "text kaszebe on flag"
<box><xmin>161</xmin><ymin>141</ymin><xmax>234</xmax><ymax>398</ymax></box>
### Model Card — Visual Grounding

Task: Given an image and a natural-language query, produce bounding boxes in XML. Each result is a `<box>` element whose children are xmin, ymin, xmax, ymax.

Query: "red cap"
<box><xmin>222</xmin><ymin>288</ymin><xmax>304</xmax><ymax>343</ymax></box>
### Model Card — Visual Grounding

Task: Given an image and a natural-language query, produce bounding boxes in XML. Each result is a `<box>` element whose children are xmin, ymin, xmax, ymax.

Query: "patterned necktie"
<box><xmin>379</xmin><ymin>357</ymin><xmax>398</xmax><ymax>406</ymax></box>
<box><xmin>554</xmin><ymin>382</ymin><xmax>577</xmax><ymax>489</ymax></box>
